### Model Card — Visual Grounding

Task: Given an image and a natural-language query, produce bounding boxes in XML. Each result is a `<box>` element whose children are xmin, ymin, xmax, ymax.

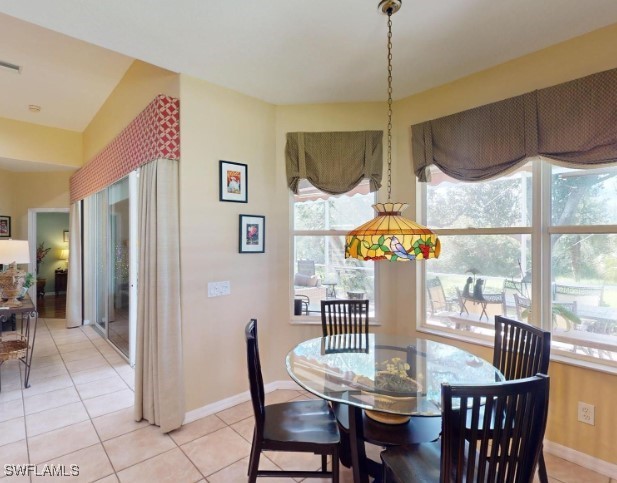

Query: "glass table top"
<box><xmin>286</xmin><ymin>334</ymin><xmax>504</xmax><ymax>417</ymax></box>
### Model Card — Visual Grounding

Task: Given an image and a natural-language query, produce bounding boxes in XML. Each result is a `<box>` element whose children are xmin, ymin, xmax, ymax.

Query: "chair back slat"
<box><xmin>245</xmin><ymin>319</ymin><xmax>265</xmax><ymax>434</ymax></box>
<box><xmin>321</xmin><ymin>299</ymin><xmax>369</xmax><ymax>337</ymax></box>
<box><xmin>441</xmin><ymin>375</ymin><xmax>550</xmax><ymax>483</ymax></box>
<box><xmin>494</xmin><ymin>315</ymin><xmax>551</xmax><ymax>381</ymax></box>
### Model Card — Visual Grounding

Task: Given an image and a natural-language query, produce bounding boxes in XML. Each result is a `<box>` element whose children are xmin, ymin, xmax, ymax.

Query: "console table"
<box><xmin>0</xmin><ymin>294</ymin><xmax>38</xmax><ymax>391</ymax></box>
<box><xmin>55</xmin><ymin>269</ymin><xmax>68</xmax><ymax>295</ymax></box>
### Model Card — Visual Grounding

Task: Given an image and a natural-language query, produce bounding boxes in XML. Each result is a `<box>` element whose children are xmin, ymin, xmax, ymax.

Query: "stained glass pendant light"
<box><xmin>345</xmin><ymin>0</ymin><xmax>440</xmax><ymax>262</ymax></box>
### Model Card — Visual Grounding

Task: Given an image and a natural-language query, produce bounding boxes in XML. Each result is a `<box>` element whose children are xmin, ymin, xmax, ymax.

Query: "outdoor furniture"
<box><xmin>245</xmin><ymin>319</ymin><xmax>340</xmax><ymax>482</ymax></box>
<box><xmin>294</xmin><ymin>260</ymin><xmax>324</xmax><ymax>314</ymax></box>
<box><xmin>553</xmin><ymin>283</ymin><xmax>604</xmax><ymax>306</ymax></box>
<box><xmin>380</xmin><ymin>375</ymin><xmax>550</xmax><ymax>483</ymax></box>
<box><xmin>460</xmin><ymin>291</ymin><xmax>504</xmax><ymax>321</ymax></box>
<box><xmin>426</xmin><ymin>277</ymin><xmax>458</xmax><ymax>315</ymax></box>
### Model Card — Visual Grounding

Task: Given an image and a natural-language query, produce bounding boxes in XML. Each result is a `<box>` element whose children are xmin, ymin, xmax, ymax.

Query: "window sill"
<box><xmin>290</xmin><ymin>315</ymin><xmax>381</xmax><ymax>326</ymax></box>
<box><xmin>417</xmin><ymin>325</ymin><xmax>617</xmax><ymax>377</ymax></box>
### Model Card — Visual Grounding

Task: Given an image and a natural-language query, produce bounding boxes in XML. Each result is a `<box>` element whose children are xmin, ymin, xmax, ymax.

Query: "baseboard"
<box><xmin>544</xmin><ymin>440</ymin><xmax>617</xmax><ymax>479</ymax></box>
<box><xmin>183</xmin><ymin>381</ymin><xmax>617</xmax><ymax>479</ymax></box>
<box><xmin>183</xmin><ymin>380</ymin><xmax>300</xmax><ymax>424</ymax></box>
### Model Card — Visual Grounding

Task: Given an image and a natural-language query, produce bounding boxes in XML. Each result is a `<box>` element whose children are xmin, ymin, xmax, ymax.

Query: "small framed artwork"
<box><xmin>239</xmin><ymin>215</ymin><xmax>265</xmax><ymax>253</ymax></box>
<box><xmin>63</xmin><ymin>230</ymin><xmax>69</xmax><ymax>242</ymax></box>
<box><xmin>219</xmin><ymin>160</ymin><xmax>248</xmax><ymax>203</ymax></box>
<box><xmin>0</xmin><ymin>216</ymin><xmax>11</xmax><ymax>238</ymax></box>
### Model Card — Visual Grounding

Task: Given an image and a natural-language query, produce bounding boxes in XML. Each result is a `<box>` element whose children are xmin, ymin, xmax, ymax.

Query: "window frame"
<box><xmin>417</xmin><ymin>158</ymin><xmax>617</xmax><ymax>372</ymax></box>
<box><xmin>289</xmin><ymin>183</ymin><xmax>379</xmax><ymax>324</ymax></box>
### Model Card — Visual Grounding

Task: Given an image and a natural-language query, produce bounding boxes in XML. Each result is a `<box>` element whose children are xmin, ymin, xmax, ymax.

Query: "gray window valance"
<box><xmin>412</xmin><ymin>67</ymin><xmax>617</xmax><ymax>182</ymax></box>
<box><xmin>285</xmin><ymin>131</ymin><xmax>383</xmax><ymax>195</ymax></box>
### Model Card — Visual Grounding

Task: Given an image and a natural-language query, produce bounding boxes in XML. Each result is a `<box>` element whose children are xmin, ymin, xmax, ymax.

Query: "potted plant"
<box><xmin>36</xmin><ymin>242</ymin><xmax>51</xmax><ymax>296</ymax></box>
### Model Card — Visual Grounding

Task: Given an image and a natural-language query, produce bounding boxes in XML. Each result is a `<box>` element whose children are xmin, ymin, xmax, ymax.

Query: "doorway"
<box><xmin>27</xmin><ymin>209</ymin><xmax>70</xmax><ymax>318</ymax></box>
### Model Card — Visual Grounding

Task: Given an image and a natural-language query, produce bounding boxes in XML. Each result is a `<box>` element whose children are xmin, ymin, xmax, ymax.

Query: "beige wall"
<box><xmin>11</xmin><ymin>171</ymin><xmax>74</xmax><ymax>239</ymax></box>
<box><xmin>178</xmin><ymin>75</ymin><xmax>279</xmax><ymax>409</ymax></box>
<box><xmin>0</xmin><ymin>118</ymin><xmax>81</xmax><ymax>168</ymax></box>
<box><xmin>83</xmin><ymin>60</ymin><xmax>179</xmax><ymax>161</ymax></box>
<box><xmin>391</xmin><ymin>23</ymin><xmax>617</xmax><ymax>464</ymax></box>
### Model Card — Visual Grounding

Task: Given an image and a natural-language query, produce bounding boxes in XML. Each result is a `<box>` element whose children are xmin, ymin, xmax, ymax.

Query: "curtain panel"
<box><xmin>134</xmin><ymin>158</ymin><xmax>185</xmax><ymax>433</ymax></box>
<box><xmin>285</xmin><ymin>131</ymin><xmax>383</xmax><ymax>194</ymax></box>
<box><xmin>66</xmin><ymin>202</ymin><xmax>82</xmax><ymax>329</ymax></box>
<box><xmin>412</xmin><ymin>67</ymin><xmax>617</xmax><ymax>182</ymax></box>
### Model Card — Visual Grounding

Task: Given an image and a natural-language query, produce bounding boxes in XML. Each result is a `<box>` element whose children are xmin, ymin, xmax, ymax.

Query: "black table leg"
<box><xmin>348</xmin><ymin>405</ymin><xmax>369</xmax><ymax>483</ymax></box>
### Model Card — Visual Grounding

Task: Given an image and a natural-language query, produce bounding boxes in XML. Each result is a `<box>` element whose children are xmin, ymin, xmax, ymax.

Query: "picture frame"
<box><xmin>239</xmin><ymin>215</ymin><xmax>265</xmax><ymax>253</ymax></box>
<box><xmin>0</xmin><ymin>216</ymin><xmax>11</xmax><ymax>238</ymax></box>
<box><xmin>63</xmin><ymin>230</ymin><xmax>69</xmax><ymax>242</ymax></box>
<box><xmin>219</xmin><ymin>160</ymin><xmax>248</xmax><ymax>203</ymax></box>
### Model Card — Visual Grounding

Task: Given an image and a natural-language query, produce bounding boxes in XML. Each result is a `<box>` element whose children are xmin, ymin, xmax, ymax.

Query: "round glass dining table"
<box><xmin>286</xmin><ymin>333</ymin><xmax>504</xmax><ymax>482</ymax></box>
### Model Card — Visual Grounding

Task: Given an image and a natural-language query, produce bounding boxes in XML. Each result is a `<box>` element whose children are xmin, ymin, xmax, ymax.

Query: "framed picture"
<box><xmin>219</xmin><ymin>160</ymin><xmax>248</xmax><ymax>203</ymax></box>
<box><xmin>239</xmin><ymin>215</ymin><xmax>265</xmax><ymax>253</ymax></box>
<box><xmin>0</xmin><ymin>216</ymin><xmax>11</xmax><ymax>238</ymax></box>
<box><xmin>63</xmin><ymin>230</ymin><xmax>69</xmax><ymax>242</ymax></box>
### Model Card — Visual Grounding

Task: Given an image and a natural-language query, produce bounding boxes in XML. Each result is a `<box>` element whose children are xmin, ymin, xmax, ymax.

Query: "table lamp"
<box><xmin>58</xmin><ymin>248</ymin><xmax>69</xmax><ymax>269</ymax></box>
<box><xmin>0</xmin><ymin>239</ymin><xmax>31</xmax><ymax>307</ymax></box>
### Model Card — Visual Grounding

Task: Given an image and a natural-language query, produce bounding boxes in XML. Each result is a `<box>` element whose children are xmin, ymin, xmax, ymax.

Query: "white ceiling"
<box><xmin>2</xmin><ymin>0</ymin><xmax>617</xmax><ymax>134</ymax></box>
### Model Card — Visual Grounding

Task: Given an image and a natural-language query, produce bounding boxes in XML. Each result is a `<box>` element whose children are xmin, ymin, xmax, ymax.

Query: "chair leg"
<box><xmin>332</xmin><ymin>446</ymin><xmax>340</xmax><ymax>483</ymax></box>
<box><xmin>538</xmin><ymin>450</ymin><xmax>549</xmax><ymax>483</ymax></box>
<box><xmin>247</xmin><ymin>436</ymin><xmax>261</xmax><ymax>483</ymax></box>
<box><xmin>321</xmin><ymin>454</ymin><xmax>327</xmax><ymax>473</ymax></box>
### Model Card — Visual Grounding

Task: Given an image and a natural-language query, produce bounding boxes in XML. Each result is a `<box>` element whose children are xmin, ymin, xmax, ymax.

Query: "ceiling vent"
<box><xmin>0</xmin><ymin>60</ymin><xmax>22</xmax><ymax>73</ymax></box>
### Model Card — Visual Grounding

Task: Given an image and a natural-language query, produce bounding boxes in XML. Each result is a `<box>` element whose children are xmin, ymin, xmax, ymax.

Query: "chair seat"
<box><xmin>264</xmin><ymin>400</ymin><xmax>340</xmax><ymax>446</ymax></box>
<box><xmin>381</xmin><ymin>442</ymin><xmax>441</xmax><ymax>483</ymax></box>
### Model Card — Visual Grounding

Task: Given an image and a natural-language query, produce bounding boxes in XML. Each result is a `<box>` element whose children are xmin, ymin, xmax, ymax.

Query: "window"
<box><xmin>292</xmin><ymin>179</ymin><xmax>376</xmax><ymax>318</ymax></box>
<box><xmin>420</xmin><ymin>161</ymin><xmax>617</xmax><ymax>368</ymax></box>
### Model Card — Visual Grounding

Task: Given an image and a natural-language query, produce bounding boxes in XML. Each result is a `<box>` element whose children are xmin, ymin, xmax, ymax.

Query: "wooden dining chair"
<box><xmin>244</xmin><ymin>319</ymin><xmax>340</xmax><ymax>482</ymax></box>
<box><xmin>493</xmin><ymin>315</ymin><xmax>551</xmax><ymax>483</ymax></box>
<box><xmin>381</xmin><ymin>374</ymin><xmax>551</xmax><ymax>483</ymax></box>
<box><xmin>321</xmin><ymin>299</ymin><xmax>369</xmax><ymax>337</ymax></box>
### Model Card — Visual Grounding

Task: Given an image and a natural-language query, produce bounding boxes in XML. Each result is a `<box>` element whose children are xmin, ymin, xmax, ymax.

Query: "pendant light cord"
<box><xmin>386</xmin><ymin>12</ymin><xmax>393</xmax><ymax>202</ymax></box>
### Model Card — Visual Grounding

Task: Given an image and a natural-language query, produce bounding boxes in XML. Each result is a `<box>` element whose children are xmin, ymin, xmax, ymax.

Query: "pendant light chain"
<box><xmin>386</xmin><ymin>12</ymin><xmax>393</xmax><ymax>202</ymax></box>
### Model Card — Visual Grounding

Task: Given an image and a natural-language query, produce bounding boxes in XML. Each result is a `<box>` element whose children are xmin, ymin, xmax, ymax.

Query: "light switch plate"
<box><xmin>208</xmin><ymin>281</ymin><xmax>231</xmax><ymax>297</ymax></box>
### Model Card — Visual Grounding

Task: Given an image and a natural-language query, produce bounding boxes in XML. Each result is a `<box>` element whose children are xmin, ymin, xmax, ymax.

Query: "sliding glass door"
<box><xmin>84</xmin><ymin>173</ymin><xmax>137</xmax><ymax>364</ymax></box>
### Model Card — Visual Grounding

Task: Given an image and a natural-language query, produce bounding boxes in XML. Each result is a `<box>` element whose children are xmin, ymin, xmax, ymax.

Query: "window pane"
<box><xmin>551</xmin><ymin>234</ymin><xmax>617</xmax><ymax>361</ymax></box>
<box><xmin>294</xmin><ymin>235</ymin><xmax>375</xmax><ymax>314</ymax></box>
<box><xmin>294</xmin><ymin>179</ymin><xmax>374</xmax><ymax>231</ymax></box>
<box><xmin>425</xmin><ymin>234</ymin><xmax>531</xmax><ymax>334</ymax></box>
<box><xmin>426</xmin><ymin>164</ymin><xmax>532</xmax><ymax>229</ymax></box>
<box><xmin>551</xmin><ymin>165</ymin><xmax>617</xmax><ymax>226</ymax></box>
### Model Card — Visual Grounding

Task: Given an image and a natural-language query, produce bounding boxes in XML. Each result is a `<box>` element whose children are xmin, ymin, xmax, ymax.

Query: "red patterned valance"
<box><xmin>70</xmin><ymin>94</ymin><xmax>180</xmax><ymax>203</ymax></box>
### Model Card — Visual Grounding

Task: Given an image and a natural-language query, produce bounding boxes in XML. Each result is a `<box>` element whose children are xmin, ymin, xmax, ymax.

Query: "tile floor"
<box><xmin>1</xmin><ymin>317</ymin><xmax>615</xmax><ymax>482</ymax></box>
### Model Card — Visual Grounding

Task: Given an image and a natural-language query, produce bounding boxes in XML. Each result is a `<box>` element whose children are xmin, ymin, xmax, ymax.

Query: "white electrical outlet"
<box><xmin>207</xmin><ymin>281</ymin><xmax>231</xmax><ymax>297</ymax></box>
<box><xmin>577</xmin><ymin>401</ymin><xmax>595</xmax><ymax>425</ymax></box>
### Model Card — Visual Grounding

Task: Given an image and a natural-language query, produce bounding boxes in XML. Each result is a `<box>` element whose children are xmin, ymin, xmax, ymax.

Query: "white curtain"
<box><xmin>66</xmin><ymin>202</ymin><xmax>82</xmax><ymax>328</ymax></box>
<box><xmin>134</xmin><ymin>158</ymin><xmax>185</xmax><ymax>433</ymax></box>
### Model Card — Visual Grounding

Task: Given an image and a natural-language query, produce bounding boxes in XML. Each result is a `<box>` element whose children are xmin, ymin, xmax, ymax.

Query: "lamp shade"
<box><xmin>345</xmin><ymin>203</ymin><xmax>440</xmax><ymax>261</ymax></box>
<box><xmin>59</xmin><ymin>249</ymin><xmax>69</xmax><ymax>260</ymax></box>
<box><xmin>0</xmin><ymin>239</ymin><xmax>30</xmax><ymax>264</ymax></box>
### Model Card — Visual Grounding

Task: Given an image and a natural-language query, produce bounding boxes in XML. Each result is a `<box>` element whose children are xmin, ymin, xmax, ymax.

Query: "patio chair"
<box><xmin>426</xmin><ymin>277</ymin><xmax>458</xmax><ymax>315</ymax></box>
<box><xmin>381</xmin><ymin>375</ymin><xmax>550</xmax><ymax>483</ymax></box>
<box><xmin>245</xmin><ymin>319</ymin><xmax>340</xmax><ymax>482</ymax></box>
<box><xmin>294</xmin><ymin>260</ymin><xmax>324</xmax><ymax>314</ymax></box>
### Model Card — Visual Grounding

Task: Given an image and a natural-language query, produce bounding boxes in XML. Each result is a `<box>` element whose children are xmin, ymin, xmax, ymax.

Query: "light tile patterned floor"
<box><xmin>1</xmin><ymin>318</ymin><xmax>615</xmax><ymax>482</ymax></box>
